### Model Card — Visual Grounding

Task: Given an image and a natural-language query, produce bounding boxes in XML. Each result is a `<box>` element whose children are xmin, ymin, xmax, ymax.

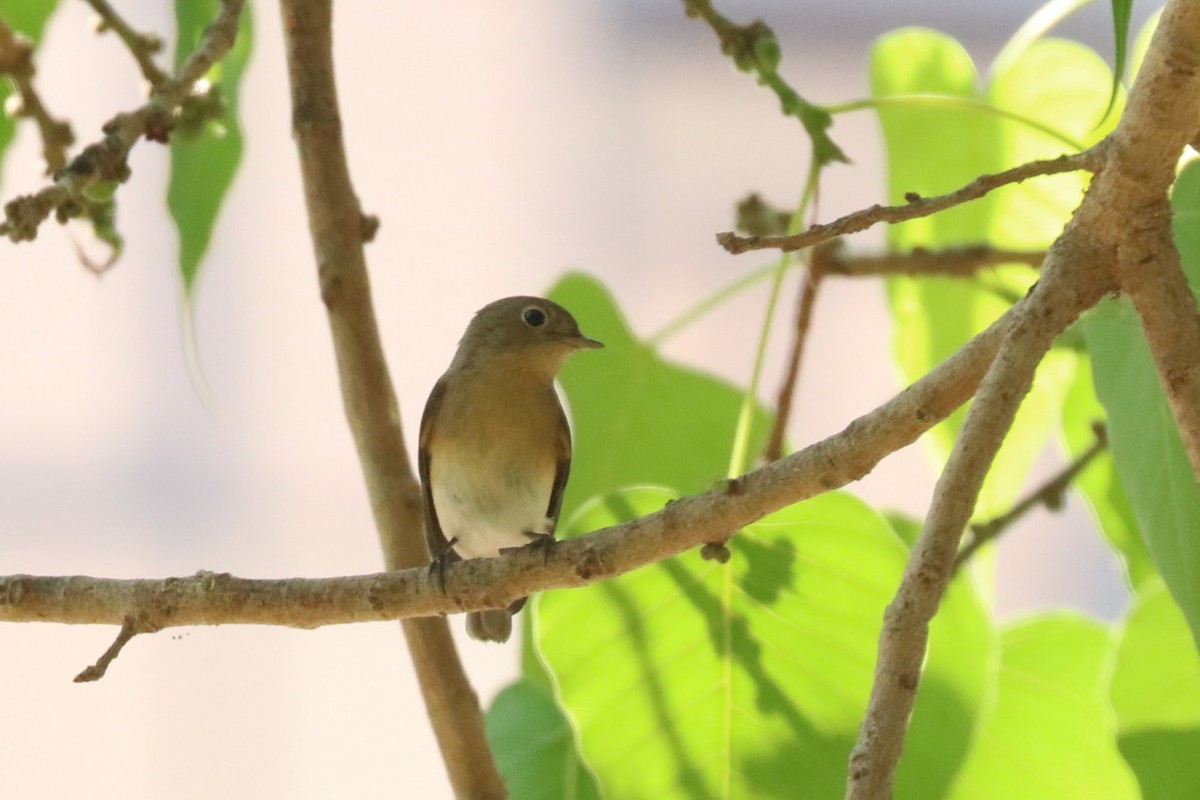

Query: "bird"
<box><xmin>419</xmin><ymin>296</ymin><xmax>603</xmax><ymax>642</ymax></box>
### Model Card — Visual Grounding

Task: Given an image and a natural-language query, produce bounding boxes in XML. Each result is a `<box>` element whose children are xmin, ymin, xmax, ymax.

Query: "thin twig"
<box><xmin>764</xmin><ymin>262</ymin><xmax>822</xmax><ymax>462</ymax></box>
<box><xmin>74</xmin><ymin>615</ymin><xmax>155</xmax><ymax>682</ymax></box>
<box><xmin>84</xmin><ymin>0</ymin><xmax>168</xmax><ymax>88</ymax></box>
<box><xmin>953</xmin><ymin>422</ymin><xmax>1108</xmax><ymax>572</ymax></box>
<box><xmin>0</xmin><ymin>20</ymin><xmax>73</xmax><ymax>174</ymax></box>
<box><xmin>816</xmin><ymin>240</ymin><xmax>1046</xmax><ymax>277</ymax></box>
<box><xmin>0</xmin><ymin>0</ymin><xmax>244</xmax><ymax>243</ymax></box>
<box><xmin>718</xmin><ymin>150</ymin><xmax>1100</xmax><ymax>255</ymax></box>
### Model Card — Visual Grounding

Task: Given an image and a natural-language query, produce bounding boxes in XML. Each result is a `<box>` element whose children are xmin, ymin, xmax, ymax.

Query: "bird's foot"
<box><xmin>428</xmin><ymin>536</ymin><xmax>459</xmax><ymax>593</ymax></box>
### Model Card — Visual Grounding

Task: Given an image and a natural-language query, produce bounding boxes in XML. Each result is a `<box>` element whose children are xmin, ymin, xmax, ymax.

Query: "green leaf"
<box><xmin>538</xmin><ymin>488</ymin><xmax>991</xmax><ymax>800</ymax></box>
<box><xmin>1082</xmin><ymin>160</ymin><xmax>1200</xmax><ymax>644</ymax></box>
<box><xmin>486</xmin><ymin>680</ymin><xmax>602</xmax><ymax>800</ymax></box>
<box><xmin>168</xmin><ymin>0</ymin><xmax>253</xmax><ymax>295</ymax></box>
<box><xmin>1112</xmin><ymin>580</ymin><xmax>1200</xmax><ymax>799</ymax></box>
<box><xmin>948</xmin><ymin>615</ymin><xmax>1140</xmax><ymax>798</ymax></box>
<box><xmin>1106</xmin><ymin>0</ymin><xmax>1134</xmax><ymax>116</ymax></box>
<box><xmin>0</xmin><ymin>0</ymin><xmax>61</xmax><ymax>185</ymax></box>
<box><xmin>871</xmin><ymin>31</ymin><xmax>1099</xmax><ymax>517</ymax></box>
<box><xmin>1061</xmin><ymin>359</ymin><xmax>1155</xmax><ymax>588</ymax></box>
<box><xmin>548</xmin><ymin>273</ymin><xmax>773</xmax><ymax>522</ymax></box>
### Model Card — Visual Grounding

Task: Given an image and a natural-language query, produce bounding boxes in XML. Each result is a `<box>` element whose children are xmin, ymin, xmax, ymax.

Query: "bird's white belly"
<box><xmin>431</xmin><ymin>455</ymin><xmax>553</xmax><ymax>559</ymax></box>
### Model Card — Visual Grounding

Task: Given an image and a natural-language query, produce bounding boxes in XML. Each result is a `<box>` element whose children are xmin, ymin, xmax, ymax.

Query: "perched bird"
<box><xmin>419</xmin><ymin>296</ymin><xmax>603</xmax><ymax>642</ymax></box>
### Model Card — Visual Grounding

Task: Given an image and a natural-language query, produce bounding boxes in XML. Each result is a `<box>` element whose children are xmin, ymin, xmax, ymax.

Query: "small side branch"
<box><xmin>764</xmin><ymin>262</ymin><xmax>822</xmax><ymax>462</ymax></box>
<box><xmin>74</xmin><ymin>615</ymin><xmax>157</xmax><ymax>682</ymax></box>
<box><xmin>0</xmin><ymin>0</ymin><xmax>245</xmax><ymax>243</ymax></box>
<box><xmin>84</xmin><ymin>0</ymin><xmax>167</xmax><ymax>88</ymax></box>
<box><xmin>816</xmin><ymin>240</ymin><xmax>1045</xmax><ymax>277</ymax></box>
<box><xmin>719</xmin><ymin>150</ymin><xmax>1099</xmax><ymax>255</ymax></box>
<box><xmin>0</xmin><ymin>20</ymin><xmax>74</xmax><ymax>174</ymax></box>
<box><xmin>953</xmin><ymin>422</ymin><xmax>1108</xmax><ymax>572</ymax></box>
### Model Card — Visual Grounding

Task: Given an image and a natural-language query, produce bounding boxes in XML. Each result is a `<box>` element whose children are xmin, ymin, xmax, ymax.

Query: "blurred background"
<box><xmin>0</xmin><ymin>1</ymin><xmax>1157</xmax><ymax>797</ymax></box>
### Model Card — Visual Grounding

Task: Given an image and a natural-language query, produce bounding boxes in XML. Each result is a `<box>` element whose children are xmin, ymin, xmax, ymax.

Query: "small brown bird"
<box><xmin>419</xmin><ymin>296</ymin><xmax>602</xmax><ymax>642</ymax></box>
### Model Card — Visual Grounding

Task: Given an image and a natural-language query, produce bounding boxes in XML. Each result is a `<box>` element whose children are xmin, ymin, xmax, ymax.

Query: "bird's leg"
<box><xmin>521</xmin><ymin>530</ymin><xmax>555</xmax><ymax>564</ymax></box>
<box><xmin>428</xmin><ymin>536</ymin><xmax>459</xmax><ymax>593</ymax></box>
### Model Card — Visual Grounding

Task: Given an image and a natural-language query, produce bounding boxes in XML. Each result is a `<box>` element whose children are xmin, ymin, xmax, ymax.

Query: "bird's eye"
<box><xmin>522</xmin><ymin>307</ymin><xmax>547</xmax><ymax>327</ymax></box>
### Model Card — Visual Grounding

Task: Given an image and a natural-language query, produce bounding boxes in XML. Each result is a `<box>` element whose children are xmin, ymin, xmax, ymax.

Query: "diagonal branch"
<box><xmin>953</xmin><ymin>422</ymin><xmax>1108</xmax><ymax>573</ymax></box>
<box><xmin>277</xmin><ymin>2</ymin><xmax>504</xmax><ymax>798</ymax></box>
<box><xmin>846</xmin><ymin>231</ymin><xmax>1112</xmax><ymax>800</ymax></box>
<box><xmin>84</xmin><ymin>0</ymin><xmax>168</xmax><ymax>88</ymax></box>
<box><xmin>0</xmin><ymin>0</ymin><xmax>244</xmax><ymax>242</ymax></box>
<box><xmin>846</xmin><ymin>0</ymin><xmax>1200</xmax><ymax>795</ymax></box>
<box><xmin>717</xmin><ymin>150</ymin><xmax>1099</xmax><ymax>255</ymax></box>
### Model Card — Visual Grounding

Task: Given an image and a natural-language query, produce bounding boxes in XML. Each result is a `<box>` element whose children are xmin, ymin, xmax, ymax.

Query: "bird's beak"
<box><xmin>576</xmin><ymin>335</ymin><xmax>604</xmax><ymax>350</ymax></box>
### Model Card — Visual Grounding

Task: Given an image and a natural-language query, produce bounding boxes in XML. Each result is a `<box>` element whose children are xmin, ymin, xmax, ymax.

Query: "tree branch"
<box><xmin>815</xmin><ymin>240</ymin><xmax>1045</xmax><ymax>277</ymax></box>
<box><xmin>953</xmin><ymin>422</ymin><xmax>1108</xmax><ymax>573</ymax></box>
<box><xmin>0</xmin><ymin>20</ymin><xmax>74</xmax><ymax>174</ymax></box>
<box><xmin>846</xmin><ymin>0</ymin><xmax>1200</xmax><ymax>794</ymax></box>
<box><xmin>84</xmin><ymin>0</ymin><xmax>167</xmax><ymax>88</ymax></box>
<box><xmin>0</xmin><ymin>276</ymin><xmax>1038</xmax><ymax>635</ymax></box>
<box><xmin>1099</xmin><ymin>0</ymin><xmax>1200</xmax><ymax>482</ymax></box>
<box><xmin>718</xmin><ymin>151</ymin><xmax>1099</xmax><ymax>255</ymax></box>
<box><xmin>847</xmin><ymin>231</ymin><xmax>1111</xmax><ymax>800</ymax></box>
<box><xmin>764</xmin><ymin>261</ymin><xmax>822</xmax><ymax>462</ymax></box>
<box><xmin>0</xmin><ymin>0</ymin><xmax>244</xmax><ymax>242</ymax></box>
<box><xmin>277</xmin><ymin>2</ymin><xmax>504</xmax><ymax>797</ymax></box>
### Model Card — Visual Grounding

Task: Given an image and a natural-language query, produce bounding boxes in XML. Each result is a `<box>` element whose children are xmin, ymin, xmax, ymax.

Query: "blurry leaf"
<box><xmin>948</xmin><ymin>615</ymin><xmax>1140</xmax><ymax>798</ymax></box>
<box><xmin>168</xmin><ymin>0</ymin><xmax>253</xmax><ymax>295</ymax></box>
<box><xmin>1061</xmin><ymin>359</ymin><xmax>1155</xmax><ymax>588</ymax></box>
<box><xmin>1082</xmin><ymin>160</ymin><xmax>1200</xmax><ymax>643</ymax></box>
<box><xmin>539</xmin><ymin>488</ymin><xmax>991</xmax><ymax>800</ymax></box>
<box><xmin>1104</xmin><ymin>0</ymin><xmax>1133</xmax><ymax>118</ymax></box>
<box><xmin>548</xmin><ymin>273</ymin><xmax>772</xmax><ymax>521</ymax></box>
<box><xmin>871</xmin><ymin>31</ymin><xmax>1102</xmax><ymax>517</ymax></box>
<box><xmin>486</xmin><ymin>680</ymin><xmax>601</xmax><ymax>800</ymax></box>
<box><xmin>1128</xmin><ymin>10</ymin><xmax>1161</xmax><ymax>82</ymax></box>
<box><xmin>0</xmin><ymin>1</ymin><xmax>60</xmax><ymax>184</ymax></box>
<box><xmin>1112</xmin><ymin>580</ymin><xmax>1200</xmax><ymax>799</ymax></box>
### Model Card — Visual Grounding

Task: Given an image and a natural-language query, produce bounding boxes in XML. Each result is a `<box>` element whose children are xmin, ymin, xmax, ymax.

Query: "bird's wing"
<box><xmin>418</xmin><ymin>377</ymin><xmax>457</xmax><ymax>561</ymax></box>
<box><xmin>545</xmin><ymin>400</ymin><xmax>573</xmax><ymax>531</ymax></box>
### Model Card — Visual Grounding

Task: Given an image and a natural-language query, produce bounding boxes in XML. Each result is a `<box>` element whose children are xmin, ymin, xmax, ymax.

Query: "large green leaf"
<box><xmin>0</xmin><ymin>1</ymin><xmax>61</xmax><ymax>184</ymax></box>
<box><xmin>1112</xmin><ymin>580</ymin><xmax>1200</xmax><ymax>799</ymax></box>
<box><xmin>485</xmin><ymin>680</ymin><xmax>602</xmax><ymax>800</ymax></box>
<box><xmin>538</xmin><ymin>488</ymin><xmax>991</xmax><ymax>800</ymax></box>
<box><xmin>1082</xmin><ymin>160</ymin><xmax>1200</xmax><ymax>643</ymax></box>
<box><xmin>870</xmin><ymin>31</ymin><xmax>1103</xmax><ymax>518</ymax></box>
<box><xmin>548</xmin><ymin>273</ymin><xmax>773</xmax><ymax>521</ymax></box>
<box><xmin>168</xmin><ymin>0</ymin><xmax>253</xmax><ymax>294</ymax></box>
<box><xmin>948</xmin><ymin>615</ymin><xmax>1140</xmax><ymax>798</ymax></box>
<box><xmin>1061</xmin><ymin>359</ymin><xmax>1154</xmax><ymax>589</ymax></box>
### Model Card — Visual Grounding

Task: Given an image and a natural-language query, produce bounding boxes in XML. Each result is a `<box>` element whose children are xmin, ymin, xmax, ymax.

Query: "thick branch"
<box><xmin>0</xmin><ymin>0</ymin><xmax>244</xmax><ymax>242</ymax></box>
<box><xmin>1099</xmin><ymin>0</ymin><xmax>1200</xmax><ymax>480</ymax></box>
<box><xmin>718</xmin><ymin>151</ymin><xmax>1098</xmax><ymax>255</ymax></box>
<box><xmin>0</xmin><ymin>282</ymin><xmax>1034</xmax><ymax>631</ymax></box>
<box><xmin>847</xmin><ymin>232</ymin><xmax>1110</xmax><ymax>800</ymax></box>
<box><xmin>277</xmin><ymin>2</ymin><xmax>503</xmax><ymax>798</ymax></box>
<box><xmin>846</xmin><ymin>0</ymin><xmax>1200</xmax><ymax>794</ymax></box>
